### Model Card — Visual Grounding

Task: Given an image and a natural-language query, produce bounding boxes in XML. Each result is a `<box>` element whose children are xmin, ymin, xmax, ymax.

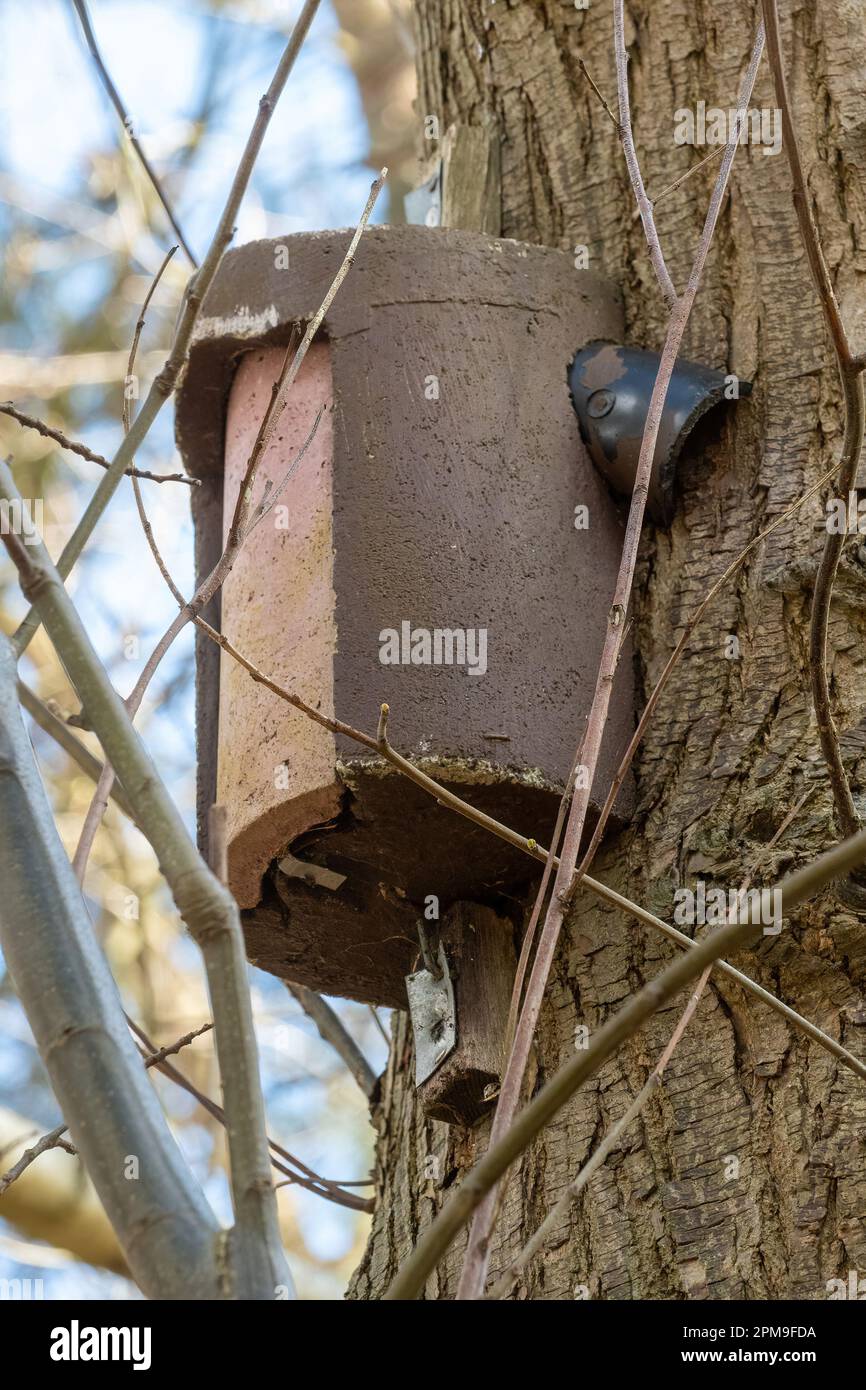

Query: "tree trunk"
<box><xmin>351</xmin><ymin>0</ymin><xmax>866</xmax><ymax>1300</ymax></box>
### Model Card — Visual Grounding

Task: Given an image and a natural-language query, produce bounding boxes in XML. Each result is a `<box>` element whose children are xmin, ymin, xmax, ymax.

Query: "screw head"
<box><xmin>587</xmin><ymin>388</ymin><xmax>616</xmax><ymax>418</ymax></box>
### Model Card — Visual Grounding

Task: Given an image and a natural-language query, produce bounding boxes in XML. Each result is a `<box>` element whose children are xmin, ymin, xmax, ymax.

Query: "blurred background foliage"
<box><xmin>0</xmin><ymin>0</ymin><xmax>416</xmax><ymax>1299</ymax></box>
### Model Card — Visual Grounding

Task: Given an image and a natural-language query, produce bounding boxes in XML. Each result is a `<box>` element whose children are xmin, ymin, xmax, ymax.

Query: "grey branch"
<box><xmin>287</xmin><ymin>985</ymin><xmax>378</xmax><ymax>1099</ymax></box>
<box><xmin>0</xmin><ymin>631</ymin><xmax>221</xmax><ymax>1297</ymax></box>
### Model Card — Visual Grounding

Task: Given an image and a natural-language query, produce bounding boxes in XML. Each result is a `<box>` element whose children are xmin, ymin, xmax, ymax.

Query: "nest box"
<box><xmin>176</xmin><ymin>225</ymin><xmax>637</xmax><ymax>1013</ymax></box>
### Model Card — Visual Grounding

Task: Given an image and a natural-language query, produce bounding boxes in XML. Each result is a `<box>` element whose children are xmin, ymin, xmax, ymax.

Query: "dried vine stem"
<box><xmin>384</xmin><ymin>813</ymin><xmax>866</xmax><ymax>1300</ymax></box>
<box><xmin>1</xmin><ymin>467</ymin><xmax>291</xmax><ymax>1299</ymax></box>
<box><xmin>12</xmin><ymin>0</ymin><xmax>322</xmax><ymax>660</ymax></box>
<box><xmin>761</xmin><ymin>0</ymin><xmax>866</xmax><ymax>841</ymax></box>
<box><xmin>457</xmin><ymin>20</ymin><xmax>767</xmax><ymax>1302</ymax></box>
<box><xmin>124</xmin><ymin>605</ymin><xmax>865</xmax><ymax>1086</ymax></box>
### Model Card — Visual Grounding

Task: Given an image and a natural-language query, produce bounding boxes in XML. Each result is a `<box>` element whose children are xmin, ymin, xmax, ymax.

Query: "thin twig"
<box><xmin>126</xmin><ymin>1017</ymin><xmax>372</xmax><ymax>1212</ymax></box>
<box><xmin>71</xmin><ymin>0</ymin><xmax>197</xmax><ymax>264</ymax></box>
<box><xmin>0</xmin><ymin>403</ymin><xmax>197</xmax><ymax>485</ymax></box>
<box><xmin>576</xmin><ymin>55</ymin><xmax>620</xmax><ymax>131</ymax></box>
<box><xmin>170</xmin><ymin>614</ymin><xmax>866</xmax><ymax>1086</ymax></box>
<box><xmin>0</xmin><ymin>1022</ymin><xmax>212</xmax><ymax>1196</ymax></box>
<box><xmin>16</xmin><ymin>678</ymin><xmax>135</xmax><ymax>821</ymax></box>
<box><xmin>613</xmin><ymin>0</ymin><xmax>677</xmax><ymax>307</ymax></box>
<box><xmin>0</xmin><ymin>1125</ymin><xmax>73</xmax><ymax>1199</ymax></box>
<box><xmin>761</xmin><ymin>0</ymin><xmax>866</xmax><ymax>840</ymax></box>
<box><xmin>457</xmin><ymin>20</ymin><xmax>767</xmax><ymax>1301</ymax></box>
<box><xmin>634</xmin><ymin>144</ymin><xmax>726</xmax><ymax>221</ymax></box>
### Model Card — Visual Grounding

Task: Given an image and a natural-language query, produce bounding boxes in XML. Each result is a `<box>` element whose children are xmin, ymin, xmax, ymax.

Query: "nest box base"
<box><xmin>240</xmin><ymin>762</ymin><xmax>619</xmax><ymax>1010</ymax></box>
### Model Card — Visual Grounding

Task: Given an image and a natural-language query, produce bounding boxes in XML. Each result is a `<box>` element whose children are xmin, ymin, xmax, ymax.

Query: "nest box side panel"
<box><xmin>218</xmin><ymin>340</ymin><xmax>341</xmax><ymax>907</ymax></box>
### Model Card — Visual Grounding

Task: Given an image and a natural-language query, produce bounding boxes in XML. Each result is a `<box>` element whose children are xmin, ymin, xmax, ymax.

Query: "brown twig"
<box><xmin>613</xmin><ymin>0</ymin><xmax>677</xmax><ymax>307</ymax></box>
<box><xmin>761</xmin><ymin>0</ymin><xmax>866</xmax><ymax>841</ymax></box>
<box><xmin>160</xmin><ymin>616</ymin><xmax>866</xmax><ymax>1086</ymax></box>
<box><xmin>456</xmin><ymin>20</ymin><xmax>767</xmax><ymax>1301</ymax></box>
<box><xmin>0</xmin><ymin>1021</ymin><xmax>213</xmax><ymax>1197</ymax></box>
<box><xmin>576</xmin><ymin>55</ymin><xmax>620</xmax><ymax>132</ymax></box>
<box><xmin>71</xmin><ymin>0</ymin><xmax>197</xmax><ymax>265</ymax></box>
<box><xmin>126</xmin><ymin>1017</ymin><xmax>372</xmax><ymax>1213</ymax></box>
<box><xmin>0</xmin><ymin>403</ymin><xmax>197</xmax><ymax>485</ymax></box>
<box><xmin>634</xmin><ymin>144</ymin><xmax>726</xmax><ymax>221</ymax></box>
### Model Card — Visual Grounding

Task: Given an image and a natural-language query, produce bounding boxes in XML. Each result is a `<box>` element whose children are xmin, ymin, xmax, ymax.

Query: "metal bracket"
<box><xmin>405</xmin><ymin>942</ymin><xmax>457</xmax><ymax>1086</ymax></box>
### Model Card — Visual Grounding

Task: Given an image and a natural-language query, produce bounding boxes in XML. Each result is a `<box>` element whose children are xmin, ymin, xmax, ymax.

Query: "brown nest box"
<box><xmin>176</xmin><ymin>225</ymin><xmax>635</xmax><ymax>1010</ymax></box>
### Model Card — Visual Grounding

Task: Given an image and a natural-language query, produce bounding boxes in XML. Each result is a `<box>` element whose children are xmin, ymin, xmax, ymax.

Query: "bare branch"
<box><xmin>180</xmin><ymin>615</ymin><xmax>866</xmax><ymax>1086</ymax></box>
<box><xmin>0</xmin><ymin>467</ymin><xmax>292</xmax><ymax>1298</ymax></box>
<box><xmin>0</xmin><ymin>1021</ymin><xmax>213</xmax><ymax>1197</ymax></box>
<box><xmin>577</xmin><ymin>457</ymin><xmax>844</xmax><ymax>880</ymax></box>
<box><xmin>489</xmin><ymin>794</ymin><xmax>811</xmax><ymax>1297</ymax></box>
<box><xmin>0</xmin><ymin>630</ymin><xmax>222</xmax><ymax>1296</ymax></box>
<box><xmin>70</xmin><ymin>0</ymin><xmax>197</xmax><ymax>264</ymax></box>
<box><xmin>127</xmin><ymin>1016</ymin><xmax>373</xmax><ymax>1213</ymax></box>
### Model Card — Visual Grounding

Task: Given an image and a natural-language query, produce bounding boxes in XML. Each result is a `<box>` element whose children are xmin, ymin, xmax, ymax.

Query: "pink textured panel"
<box><xmin>218</xmin><ymin>341</ymin><xmax>339</xmax><ymax>907</ymax></box>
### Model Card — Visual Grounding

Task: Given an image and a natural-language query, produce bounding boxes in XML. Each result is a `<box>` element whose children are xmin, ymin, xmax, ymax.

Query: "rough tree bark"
<box><xmin>351</xmin><ymin>0</ymin><xmax>866</xmax><ymax>1300</ymax></box>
